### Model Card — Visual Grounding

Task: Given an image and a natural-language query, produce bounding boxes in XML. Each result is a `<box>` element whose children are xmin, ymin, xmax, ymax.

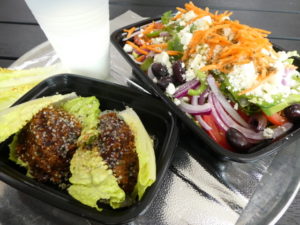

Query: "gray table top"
<box><xmin>0</xmin><ymin>0</ymin><xmax>300</xmax><ymax>224</ymax></box>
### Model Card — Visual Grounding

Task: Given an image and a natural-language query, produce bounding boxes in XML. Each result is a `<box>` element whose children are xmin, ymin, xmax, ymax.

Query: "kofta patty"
<box><xmin>16</xmin><ymin>106</ymin><xmax>82</xmax><ymax>184</ymax></box>
<box><xmin>98</xmin><ymin>112</ymin><xmax>139</xmax><ymax>194</ymax></box>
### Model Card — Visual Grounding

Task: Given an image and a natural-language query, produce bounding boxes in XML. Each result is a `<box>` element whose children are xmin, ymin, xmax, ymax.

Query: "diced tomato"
<box><xmin>264</xmin><ymin>111</ymin><xmax>287</xmax><ymax>126</ymax></box>
<box><xmin>202</xmin><ymin>114</ymin><xmax>234</xmax><ymax>151</ymax></box>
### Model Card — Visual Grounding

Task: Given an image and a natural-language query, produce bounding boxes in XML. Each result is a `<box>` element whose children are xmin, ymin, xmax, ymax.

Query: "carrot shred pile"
<box><xmin>180</xmin><ymin>2</ymin><xmax>277</xmax><ymax>94</ymax></box>
<box><xmin>125</xmin><ymin>2</ymin><xmax>279</xmax><ymax>94</ymax></box>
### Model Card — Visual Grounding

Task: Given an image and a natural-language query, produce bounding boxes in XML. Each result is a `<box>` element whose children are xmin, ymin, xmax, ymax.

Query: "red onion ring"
<box><xmin>208</xmin><ymin>93</ymin><xmax>229</xmax><ymax>131</ymax></box>
<box><xmin>179</xmin><ymin>100</ymin><xmax>211</xmax><ymax>115</ymax></box>
<box><xmin>191</xmin><ymin>96</ymin><xmax>212</xmax><ymax>130</ymax></box>
<box><xmin>173</xmin><ymin>79</ymin><xmax>200</xmax><ymax>98</ymax></box>
<box><xmin>198</xmin><ymin>89</ymin><xmax>210</xmax><ymax>105</ymax></box>
<box><xmin>212</xmin><ymin>94</ymin><xmax>265</xmax><ymax>140</ymax></box>
<box><xmin>195</xmin><ymin>115</ymin><xmax>212</xmax><ymax>131</ymax></box>
<box><xmin>207</xmin><ymin>75</ymin><xmax>250</xmax><ymax>128</ymax></box>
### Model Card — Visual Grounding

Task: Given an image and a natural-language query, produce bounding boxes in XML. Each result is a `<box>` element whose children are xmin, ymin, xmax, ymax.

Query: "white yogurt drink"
<box><xmin>25</xmin><ymin>0</ymin><xmax>109</xmax><ymax>79</ymax></box>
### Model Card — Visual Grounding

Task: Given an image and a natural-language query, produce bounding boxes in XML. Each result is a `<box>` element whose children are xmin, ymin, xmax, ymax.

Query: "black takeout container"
<box><xmin>111</xmin><ymin>17</ymin><xmax>300</xmax><ymax>163</ymax></box>
<box><xmin>0</xmin><ymin>74</ymin><xmax>178</xmax><ymax>224</ymax></box>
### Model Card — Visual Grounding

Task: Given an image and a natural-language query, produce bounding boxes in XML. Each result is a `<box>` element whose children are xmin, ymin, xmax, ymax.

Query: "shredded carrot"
<box><xmin>176</xmin><ymin>7</ymin><xmax>187</xmax><ymax>13</ymax></box>
<box><xmin>126</xmin><ymin>2</ymin><xmax>279</xmax><ymax>93</ymax></box>
<box><xmin>142</xmin><ymin>45</ymin><xmax>163</xmax><ymax>53</ymax></box>
<box><xmin>136</xmin><ymin>55</ymin><xmax>146</xmax><ymax>62</ymax></box>
<box><xmin>124</xmin><ymin>27</ymin><xmax>136</xmax><ymax>39</ymax></box>
<box><xmin>126</xmin><ymin>41</ymin><xmax>148</xmax><ymax>55</ymax></box>
<box><xmin>166</xmin><ymin>50</ymin><xmax>182</xmax><ymax>56</ymax></box>
<box><xmin>200</xmin><ymin>64</ymin><xmax>219</xmax><ymax>71</ymax></box>
<box><xmin>172</xmin><ymin>12</ymin><xmax>183</xmax><ymax>21</ymax></box>
<box><xmin>143</xmin><ymin>43</ymin><xmax>168</xmax><ymax>48</ymax></box>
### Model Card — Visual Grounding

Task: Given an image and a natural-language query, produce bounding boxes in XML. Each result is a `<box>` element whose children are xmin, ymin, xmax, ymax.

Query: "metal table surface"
<box><xmin>0</xmin><ymin>0</ymin><xmax>300</xmax><ymax>224</ymax></box>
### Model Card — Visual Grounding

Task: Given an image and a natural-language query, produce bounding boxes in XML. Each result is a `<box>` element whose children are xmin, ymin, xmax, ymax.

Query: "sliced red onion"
<box><xmin>179</xmin><ymin>100</ymin><xmax>211</xmax><ymax>115</ymax></box>
<box><xmin>212</xmin><ymin>94</ymin><xmax>265</xmax><ymax>140</ymax></box>
<box><xmin>198</xmin><ymin>89</ymin><xmax>210</xmax><ymax>105</ymax></box>
<box><xmin>122</xmin><ymin>31</ymin><xmax>141</xmax><ymax>41</ymax></box>
<box><xmin>207</xmin><ymin>75</ymin><xmax>250</xmax><ymax>128</ymax></box>
<box><xmin>195</xmin><ymin>115</ymin><xmax>212</xmax><ymax>131</ymax></box>
<box><xmin>190</xmin><ymin>95</ymin><xmax>212</xmax><ymax>130</ymax></box>
<box><xmin>272</xmin><ymin>122</ymin><xmax>293</xmax><ymax>139</ymax></box>
<box><xmin>191</xmin><ymin>96</ymin><xmax>199</xmax><ymax>105</ymax></box>
<box><xmin>173</xmin><ymin>79</ymin><xmax>200</xmax><ymax>98</ymax></box>
<box><xmin>208</xmin><ymin>93</ymin><xmax>229</xmax><ymax>131</ymax></box>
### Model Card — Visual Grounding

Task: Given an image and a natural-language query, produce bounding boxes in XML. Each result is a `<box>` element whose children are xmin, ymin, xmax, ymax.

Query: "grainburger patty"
<box><xmin>16</xmin><ymin>106</ymin><xmax>82</xmax><ymax>184</ymax></box>
<box><xmin>98</xmin><ymin>112</ymin><xmax>139</xmax><ymax>194</ymax></box>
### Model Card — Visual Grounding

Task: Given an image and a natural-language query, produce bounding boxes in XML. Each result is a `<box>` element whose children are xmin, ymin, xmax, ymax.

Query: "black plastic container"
<box><xmin>111</xmin><ymin>17</ymin><xmax>300</xmax><ymax>162</ymax></box>
<box><xmin>0</xmin><ymin>74</ymin><xmax>178</xmax><ymax>224</ymax></box>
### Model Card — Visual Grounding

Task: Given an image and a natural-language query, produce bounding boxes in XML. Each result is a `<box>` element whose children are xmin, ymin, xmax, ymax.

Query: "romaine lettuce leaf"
<box><xmin>0</xmin><ymin>65</ymin><xmax>67</xmax><ymax>111</ymax></box>
<box><xmin>61</xmin><ymin>96</ymin><xmax>100</xmax><ymax>144</ymax></box>
<box><xmin>119</xmin><ymin>107</ymin><xmax>156</xmax><ymax>200</ymax></box>
<box><xmin>0</xmin><ymin>93</ymin><xmax>77</xmax><ymax>143</ymax></box>
<box><xmin>68</xmin><ymin>147</ymin><xmax>125</xmax><ymax>210</ymax></box>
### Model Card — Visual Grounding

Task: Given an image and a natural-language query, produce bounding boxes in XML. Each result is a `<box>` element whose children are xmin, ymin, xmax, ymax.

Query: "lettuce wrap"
<box><xmin>0</xmin><ymin>93</ymin><xmax>156</xmax><ymax>211</ymax></box>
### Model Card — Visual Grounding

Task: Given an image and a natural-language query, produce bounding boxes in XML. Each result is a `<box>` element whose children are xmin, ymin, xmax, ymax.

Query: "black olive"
<box><xmin>157</xmin><ymin>76</ymin><xmax>173</xmax><ymax>91</ymax></box>
<box><xmin>151</xmin><ymin>63</ymin><xmax>168</xmax><ymax>78</ymax></box>
<box><xmin>226</xmin><ymin>127</ymin><xmax>251</xmax><ymax>151</ymax></box>
<box><xmin>284</xmin><ymin>104</ymin><xmax>300</xmax><ymax>123</ymax></box>
<box><xmin>172</xmin><ymin>60</ymin><xmax>185</xmax><ymax>85</ymax></box>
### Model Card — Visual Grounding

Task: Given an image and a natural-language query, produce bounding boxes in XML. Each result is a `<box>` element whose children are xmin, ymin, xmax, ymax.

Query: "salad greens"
<box><xmin>123</xmin><ymin>2</ymin><xmax>300</xmax><ymax>151</ymax></box>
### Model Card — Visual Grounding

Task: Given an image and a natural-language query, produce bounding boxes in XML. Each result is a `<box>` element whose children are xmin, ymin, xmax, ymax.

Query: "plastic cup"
<box><xmin>24</xmin><ymin>0</ymin><xmax>109</xmax><ymax>79</ymax></box>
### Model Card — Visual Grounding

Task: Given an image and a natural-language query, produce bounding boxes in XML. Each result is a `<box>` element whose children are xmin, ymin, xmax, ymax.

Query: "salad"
<box><xmin>0</xmin><ymin>93</ymin><xmax>156</xmax><ymax>210</ymax></box>
<box><xmin>122</xmin><ymin>2</ymin><xmax>300</xmax><ymax>152</ymax></box>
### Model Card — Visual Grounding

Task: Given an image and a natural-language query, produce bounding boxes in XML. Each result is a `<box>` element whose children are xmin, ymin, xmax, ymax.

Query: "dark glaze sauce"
<box><xmin>98</xmin><ymin>112</ymin><xmax>139</xmax><ymax>194</ymax></box>
<box><xmin>16</xmin><ymin>106</ymin><xmax>82</xmax><ymax>185</ymax></box>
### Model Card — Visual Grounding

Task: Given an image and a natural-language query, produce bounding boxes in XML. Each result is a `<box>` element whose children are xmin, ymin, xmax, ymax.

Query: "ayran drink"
<box><xmin>25</xmin><ymin>0</ymin><xmax>109</xmax><ymax>79</ymax></box>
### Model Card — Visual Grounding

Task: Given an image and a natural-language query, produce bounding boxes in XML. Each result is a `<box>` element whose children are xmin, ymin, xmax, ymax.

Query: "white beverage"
<box><xmin>25</xmin><ymin>0</ymin><xmax>109</xmax><ymax>79</ymax></box>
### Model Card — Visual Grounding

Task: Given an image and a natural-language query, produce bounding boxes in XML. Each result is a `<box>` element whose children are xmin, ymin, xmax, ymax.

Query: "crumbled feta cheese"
<box><xmin>179</xmin><ymin>20</ymin><xmax>186</xmax><ymax>26</ymax></box>
<box><xmin>174</xmin><ymin>98</ymin><xmax>181</xmax><ymax>105</ymax></box>
<box><xmin>123</xmin><ymin>44</ymin><xmax>133</xmax><ymax>53</ymax></box>
<box><xmin>185</xmin><ymin>69</ymin><xmax>196</xmax><ymax>81</ymax></box>
<box><xmin>182</xmin><ymin>96</ymin><xmax>190</xmax><ymax>102</ymax></box>
<box><xmin>152</xmin><ymin>37</ymin><xmax>164</xmax><ymax>44</ymax></box>
<box><xmin>263</xmin><ymin>128</ymin><xmax>274</xmax><ymax>139</ymax></box>
<box><xmin>154</xmin><ymin>51</ymin><xmax>172</xmax><ymax>74</ymax></box>
<box><xmin>223</xmin><ymin>28</ymin><xmax>234</xmax><ymax>41</ymax></box>
<box><xmin>228</xmin><ymin>62</ymin><xmax>257</xmax><ymax>92</ymax></box>
<box><xmin>180</xmin><ymin>32</ymin><xmax>193</xmax><ymax>49</ymax></box>
<box><xmin>234</xmin><ymin>103</ymin><xmax>239</xmax><ymax>110</ymax></box>
<box><xmin>193</xmin><ymin>16</ymin><xmax>212</xmax><ymax>30</ymax></box>
<box><xmin>183</xmin><ymin>10</ymin><xmax>197</xmax><ymax>22</ymax></box>
<box><xmin>166</xmin><ymin>83</ymin><xmax>176</xmax><ymax>95</ymax></box>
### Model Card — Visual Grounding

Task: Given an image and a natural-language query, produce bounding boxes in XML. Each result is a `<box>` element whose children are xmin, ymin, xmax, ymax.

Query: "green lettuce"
<box><xmin>61</xmin><ymin>96</ymin><xmax>100</xmax><ymax>144</ymax></box>
<box><xmin>0</xmin><ymin>93</ymin><xmax>77</xmax><ymax>143</ymax></box>
<box><xmin>68</xmin><ymin>107</ymin><xmax>156</xmax><ymax>210</ymax></box>
<box><xmin>68</xmin><ymin>147</ymin><xmax>126</xmax><ymax>210</ymax></box>
<box><xmin>0</xmin><ymin>65</ymin><xmax>67</xmax><ymax>112</ymax></box>
<box><xmin>119</xmin><ymin>108</ymin><xmax>156</xmax><ymax>200</ymax></box>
